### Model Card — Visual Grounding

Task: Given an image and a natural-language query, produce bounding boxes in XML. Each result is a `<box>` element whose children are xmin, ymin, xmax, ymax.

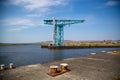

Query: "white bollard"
<box><xmin>101</xmin><ymin>51</ymin><xmax>106</xmax><ymax>52</ymax></box>
<box><xmin>0</xmin><ymin>64</ymin><xmax>5</xmax><ymax>70</ymax></box>
<box><xmin>9</xmin><ymin>63</ymin><xmax>14</xmax><ymax>69</ymax></box>
<box><xmin>90</xmin><ymin>53</ymin><xmax>96</xmax><ymax>55</ymax></box>
<box><xmin>107</xmin><ymin>51</ymin><xmax>112</xmax><ymax>54</ymax></box>
<box><xmin>113</xmin><ymin>51</ymin><xmax>117</xmax><ymax>53</ymax></box>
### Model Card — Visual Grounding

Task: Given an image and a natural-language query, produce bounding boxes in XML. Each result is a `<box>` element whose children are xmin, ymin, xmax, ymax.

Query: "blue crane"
<box><xmin>44</xmin><ymin>18</ymin><xmax>85</xmax><ymax>46</ymax></box>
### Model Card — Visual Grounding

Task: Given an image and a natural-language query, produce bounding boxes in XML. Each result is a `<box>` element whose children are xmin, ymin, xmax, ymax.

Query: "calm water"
<box><xmin>0</xmin><ymin>45</ymin><xmax>119</xmax><ymax>67</ymax></box>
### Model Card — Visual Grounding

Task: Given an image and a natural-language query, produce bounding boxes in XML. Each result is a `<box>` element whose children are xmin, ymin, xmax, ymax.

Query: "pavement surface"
<box><xmin>0</xmin><ymin>51</ymin><xmax>120</xmax><ymax>80</ymax></box>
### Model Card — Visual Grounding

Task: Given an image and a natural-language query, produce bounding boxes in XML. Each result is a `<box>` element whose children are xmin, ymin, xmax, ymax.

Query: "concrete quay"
<box><xmin>0</xmin><ymin>51</ymin><xmax>120</xmax><ymax>80</ymax></box>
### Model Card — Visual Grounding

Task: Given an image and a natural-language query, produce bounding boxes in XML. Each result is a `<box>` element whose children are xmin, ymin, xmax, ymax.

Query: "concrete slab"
<box><xmin>0</xmin><ymin>51</ymin><xmax>120</xmax><ymax>80</ymax></box>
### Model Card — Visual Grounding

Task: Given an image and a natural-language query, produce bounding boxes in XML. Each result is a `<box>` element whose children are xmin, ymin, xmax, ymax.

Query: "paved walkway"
<box><xmin>0</xmin><ymin>51</ymin><xmax>120</xmax><ymax>80</ymax></box>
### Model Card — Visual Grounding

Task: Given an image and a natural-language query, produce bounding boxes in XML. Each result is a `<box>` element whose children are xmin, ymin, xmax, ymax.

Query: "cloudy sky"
<box><xmin>0</xmin><ymin>0</ymin><xmax>120</xmax><ymax>43</ymax></box>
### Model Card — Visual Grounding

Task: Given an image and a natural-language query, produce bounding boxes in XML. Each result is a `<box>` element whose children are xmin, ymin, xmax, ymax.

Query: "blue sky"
<box><xmin>0</xmin><ymin>0</ymin><xmax>120</xmax><ymax>43</ymax></box>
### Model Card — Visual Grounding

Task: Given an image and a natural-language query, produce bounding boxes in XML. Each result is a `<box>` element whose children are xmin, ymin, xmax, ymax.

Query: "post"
<box><xmin>53</xmin><ymin>17</ymin><xmax>56</xmax><ymax>46</ymax></box>
<box><xmin>60</xmin><ymin>63</ymin><xmax>68</xmax><ymax>72</ymax></box>
<box><xmin>0</xmin><ymin>64</ymin><xmax>5</xmax><ymax>70</ymax></box>
<box><xmin>50</xmin><ymin>65</ymin><xmax>58</xmax><ymax>74</ymax></box>
<box><xmin>60</xmin><ymin>25</ymin><xmax>64</xmax><ymax>46</ymax></box>
<box><xmin>9</xmin><ymin>63</ymin><xmax>14</xmax><ymax>69</ymax></box>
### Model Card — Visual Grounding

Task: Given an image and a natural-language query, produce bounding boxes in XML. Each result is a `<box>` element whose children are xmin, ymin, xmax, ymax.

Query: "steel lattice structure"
<box><xmin>44</xmin><ymin>18</ymin><xmax>85</xmax><ymax>46</ymax></box>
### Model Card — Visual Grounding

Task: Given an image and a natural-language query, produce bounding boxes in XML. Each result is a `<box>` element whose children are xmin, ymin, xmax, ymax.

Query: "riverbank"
<box><xmin>0</xmin><ymin>50</ymin><xmax>120</xmax><ymax>80</ymax></box>
<box><xmin>0</xmin><ymin>43</ymin><xmax>41</xmax><ymax>46</ymax></box>
<box><xmin>1</xmin><ymin>41</ymin><xmax>120</xmax><ymax>49</ymax></box>
<box><xmin>41</xmin><ymin>45</ymin><xmax>120</xmax><ymax>49</ymax></box>
<box><xmin>41</xmin><ymin>41</ymin><xmax>120</xmax><ymax>49</ymax></box>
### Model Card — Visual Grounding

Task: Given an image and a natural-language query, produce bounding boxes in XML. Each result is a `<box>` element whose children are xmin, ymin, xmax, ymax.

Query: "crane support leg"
<box><xmin>53</xmin><ymin>25</ymin><xmax>64</xmax><ymax>46</ymax></box>
<box><xmin>59</xmin><ymin>25</ymin><xmax>64</xmax><ymax>46</ymax></box>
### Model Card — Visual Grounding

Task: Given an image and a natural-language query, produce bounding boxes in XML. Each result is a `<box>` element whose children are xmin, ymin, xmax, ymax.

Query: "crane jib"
<box><xmin>43</xmin><ymin>18</ymin><xmax>85</xmax><ymax>46</ymax></box>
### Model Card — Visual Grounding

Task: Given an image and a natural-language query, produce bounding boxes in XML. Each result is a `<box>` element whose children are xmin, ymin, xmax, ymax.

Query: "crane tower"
<box><xmin>44</xmin><ymin>18</ymin><xmax>85</xmax><ymax>46</ymax></box>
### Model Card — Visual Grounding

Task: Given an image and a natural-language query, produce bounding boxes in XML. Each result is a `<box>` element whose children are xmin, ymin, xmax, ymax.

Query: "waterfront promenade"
<box><xmin>0</xmin><ymin>51</ymin><xmax>120</xmax><ymax>80</ymax></box>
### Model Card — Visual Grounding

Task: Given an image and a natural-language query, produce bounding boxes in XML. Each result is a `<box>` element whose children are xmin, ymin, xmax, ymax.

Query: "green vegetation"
<box><xmin>0</xmin><ymin>43</ymin><xmax>41</xmax><ymax>46</ymax></box>
<box><xmin>64</xmin><ymin>41</ymin><xmax>120</xmax><ymax>47</ymax></box>
<box><xmin>0</xmin><ymin>43</ymin><xmax>17</xmax><ymax>46</ymax></box>
<box><xmin>41</xmin><ymin>41</ymin><xmax>120</xmax><ymax>49</ymax></box>
<box><xmin>116</xmin><ymin>50</ymin><xmax>120</xmax><ymax>54</ymax></box>
<box><xmin>116</xmin><ymin>50</ymin><xmax>120</xmax><ymax>52</ymax></box>
<box><xmin>115</xmin><ymin>75</ymin><xmax>120</xmax><ymax>80</ymax></box>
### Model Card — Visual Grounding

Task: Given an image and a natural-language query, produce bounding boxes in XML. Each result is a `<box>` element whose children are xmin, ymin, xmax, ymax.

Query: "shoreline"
<box><xmin>0</xmin><ymin>50</ymin><xmax>120</xmax><ymax>80</ymax></box>
<box><xmin>41</xmin><ymin>45</ymin><xmax>120</xmax><ymax>49</ymax></box>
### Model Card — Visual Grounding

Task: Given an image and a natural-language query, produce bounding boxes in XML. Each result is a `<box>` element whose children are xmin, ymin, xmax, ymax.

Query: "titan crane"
<box><xmin>44</xmin><ymin>18</ymin><xmax>85</xmax><ymax>46</ymax></box>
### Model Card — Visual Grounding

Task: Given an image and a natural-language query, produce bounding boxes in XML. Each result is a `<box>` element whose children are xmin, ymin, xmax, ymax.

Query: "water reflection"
<box><xmin>52</xmin><ymin>50</ymin><xmax>64</xmax><ymax>60</ymax></box>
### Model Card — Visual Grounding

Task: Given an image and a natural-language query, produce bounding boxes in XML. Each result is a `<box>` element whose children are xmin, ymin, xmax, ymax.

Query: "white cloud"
<box><xmin>106</xmin><ymin>1</ymin><xmax>119</xmax><ymax>6</ymax></box>
<box><xmin>8</xmin><ymin>18</ymin><xmax>34</xmax><ymax>26</ymax></box>
<box><xmin>0</xmin><ymin>18</ymin><xmax>44</xmax><ymax>31</ymax></box>
<box><xmin>27</xmin><ymin>14</ymin><xmax>42</xmax><ymax>17</ymax></box>
<box><xmin>8</xmin><ymin>0</ymin><xmax>68</xmax><ymax>20</ymax></box>
<box><xmin>10</xmin><ymin>28</ymin><xmax>22</xmax><ymax>31</ymax></box>
<box><xmin>9</xmin><ymin>0</ymin><xmax>67</xmax><ymax>11</ymax></box>
<box><xmin>9</xmin><ymin>26</ymin><xmax>34</xmax><ymax>31</ymax></box>
<box><xmin>1</xmin><ymin>0</ymin><xmax>69</xmax><ymax>31</ymax></box>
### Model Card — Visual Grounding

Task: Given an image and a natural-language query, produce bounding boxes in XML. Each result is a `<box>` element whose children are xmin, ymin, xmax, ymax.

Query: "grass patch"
<box><xmin>115</xmin><ymin>75</ymin><xmax>120</xmax><ymax>80</ymax></box>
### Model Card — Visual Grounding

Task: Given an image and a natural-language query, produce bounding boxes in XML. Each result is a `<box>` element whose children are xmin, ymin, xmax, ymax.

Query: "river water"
<box><xmin>0</xmin><ymin>45</ymin><xmax>119</xmax><ymax>67</ymax></box>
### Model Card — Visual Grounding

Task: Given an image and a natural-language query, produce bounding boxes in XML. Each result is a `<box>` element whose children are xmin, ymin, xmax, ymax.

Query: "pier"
<box><xmin>0</xmin><ymin>50</ymin><xmax>120</xmax><ymax>80</ymax></box>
